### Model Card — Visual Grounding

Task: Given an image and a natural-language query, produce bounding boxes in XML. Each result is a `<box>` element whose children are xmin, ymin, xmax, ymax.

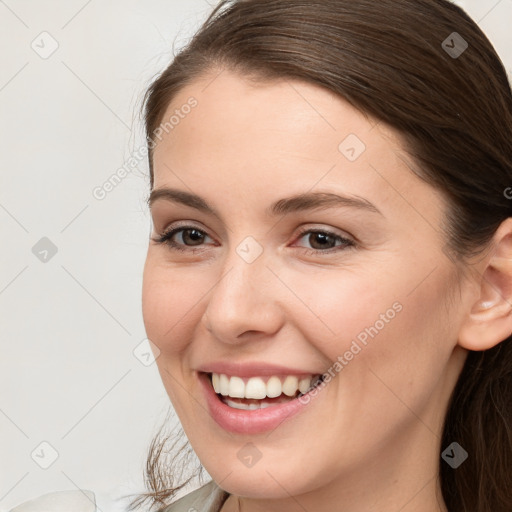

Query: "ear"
<box><xmin>458</xmin><ymin>217</ymin><xmax>512</xmax><ymax>351</ymax></box>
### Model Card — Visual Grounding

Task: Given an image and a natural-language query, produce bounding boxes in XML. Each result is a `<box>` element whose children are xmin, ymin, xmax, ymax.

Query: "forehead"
<box><xmin>153</xmin><ymin>70</ymin><xmax>389</xmax><ymax>184</ymax></box>
<box><xmin>155</xmin><ymin>70</ymin><xmax>377</xmax><ymax>162</ymax></box>
<box><xmin>151</xmin><ymin>69</ymin><xmax>447</xmax><ymax>230</ymax></box>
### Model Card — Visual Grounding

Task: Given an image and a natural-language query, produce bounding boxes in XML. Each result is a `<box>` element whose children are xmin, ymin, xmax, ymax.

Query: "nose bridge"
<box><xmin>202</xmin><ymin>236</ymin><xmax>283</xmax><ymax>340</ymax></box>
<box><xmin>213</xmin><ymin>237</ymin><xmax>270</xmax><ymax>310</ymax></box>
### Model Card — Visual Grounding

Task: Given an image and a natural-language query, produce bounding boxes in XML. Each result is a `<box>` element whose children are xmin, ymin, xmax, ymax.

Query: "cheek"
<box><xmin>289</xmin><ymin>262</ymin><xmax>453</xmax><ymax>401</ymax></box>
<box><xmin>141</xmin><ymin>258</ymin><xmax>202</xmax><ymax>355</ymax></box>
<box><xmin>282</xmin><ymin>266</ymin><xmax>454</xmax><ymax>466</ymax></box>
<box><xmin>341</xmin><ymin>265</ymin><xmax>454</xmax><ymax>421</ymax></box>
<box><xmin>282</xmin><ymin>266</ymin><xmax>400</xmax><ymax>359</ymax></box>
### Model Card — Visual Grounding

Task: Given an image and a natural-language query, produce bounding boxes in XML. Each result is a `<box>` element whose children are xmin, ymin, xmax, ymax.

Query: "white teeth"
<box><xmin>212</xmin><ymin>373</ymin><xmax>220</xmax><ymax>393</ymax></box>
<box><xmin>266</xmin><ymin>376</ymin><xmax>282</xmax><ymax>398</ymax></box>
<box><xmin>229</xmin><ymin>376</ymin><xmax>245</xmax><ymax>398</ymax></box>
<box><xmin>224</xmin><ymin>398</ymin><xmax>279</xmax><ymax>410</ymax></box>
<box><xmin>299</xmin><ymin>377</ymin><xmax>312</xmax><ymax>394</ymax></box>
<box><xmin>219</xmin><ymin>374</ymin><xmax>230</xmax><ymax>396</ymax></box>
<box><xmin>282</xmin><ymin>375</ymin><xmax>299</xmax><ymax>397</ymax></box>
<box><xmin>210</xmin><ymin>372</ymin><xmax>320</xmax><ymax>399</ymax></box>
<box><xmin>244</xmin><ymin>377</ymin><xmax>267</xmax><ymax>399</ymax></box>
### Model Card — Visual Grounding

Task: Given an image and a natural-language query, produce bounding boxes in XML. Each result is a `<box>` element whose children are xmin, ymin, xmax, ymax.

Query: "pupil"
<box><xmin>186</xmin><ymin>229</ymin><xmax>203</xmax><ymax>245</ymax></box>
<box><xmin>311</xmin><ymin>233</ymin><xmax>333</xmax><ymax>249</ymax></box>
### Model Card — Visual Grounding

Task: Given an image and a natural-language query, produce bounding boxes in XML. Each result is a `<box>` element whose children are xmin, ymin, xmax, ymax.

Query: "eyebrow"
<box><xmin>147</xmin><ymin>188</ymin><xmax>383</xmax><ymax>218</ymax></box>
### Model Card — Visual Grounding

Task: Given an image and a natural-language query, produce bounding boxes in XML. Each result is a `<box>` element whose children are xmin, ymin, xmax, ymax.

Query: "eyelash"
<box><xmin>151</xmin><ymin>224</ymin><xmax>355</xmax><ymax>256</ymax></box>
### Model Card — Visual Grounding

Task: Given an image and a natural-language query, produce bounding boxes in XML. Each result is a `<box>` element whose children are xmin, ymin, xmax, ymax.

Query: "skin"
<box><xmin>142</xmin><ymin>68</ymin><xmax>512</xmax><ymax>512</ymax></box>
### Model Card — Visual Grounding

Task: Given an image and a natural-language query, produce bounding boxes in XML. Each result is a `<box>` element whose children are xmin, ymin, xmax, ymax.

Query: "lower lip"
<box><xmin>198</xmin><ymin>372</ymin><xmax>324</xmax><ymax>434</ymax></box>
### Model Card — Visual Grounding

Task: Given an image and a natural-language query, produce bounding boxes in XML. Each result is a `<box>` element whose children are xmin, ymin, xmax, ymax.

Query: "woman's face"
<box><xmin>142</xmin><ymin>69</ymin><xmax>472</xmax><ymax>509</ymax></box>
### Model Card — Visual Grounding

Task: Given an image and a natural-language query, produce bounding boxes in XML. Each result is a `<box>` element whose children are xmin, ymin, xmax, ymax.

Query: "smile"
<box><xmin>212</xmin><ymin>372</ymin><xmax>323</xmax><ymax>408</ymax></box>
<box><xmin>198</xmin><ymin>371</ymin><xmax>326</xmax><ymax>434</ymax></box>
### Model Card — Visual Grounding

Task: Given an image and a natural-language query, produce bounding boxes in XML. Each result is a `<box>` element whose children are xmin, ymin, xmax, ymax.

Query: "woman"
<box><xmin>129</xmin><ymin>0</ymin><xmax>512</xmax><ymax>511</ymax></box>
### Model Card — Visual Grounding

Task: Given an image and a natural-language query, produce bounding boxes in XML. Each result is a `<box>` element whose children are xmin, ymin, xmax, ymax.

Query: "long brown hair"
<box><xmin>127</xmin><ymin>1</ymin><xmax>512</xmax><ymax>510</ymax></box>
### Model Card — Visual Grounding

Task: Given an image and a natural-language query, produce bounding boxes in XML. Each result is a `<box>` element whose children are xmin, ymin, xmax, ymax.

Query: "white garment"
<box><xmin>9</xmin><ymin>490</ymin><xmax>96</xmax><ymax>512</ymax></box>
<box><xmin>7</xmin><ymin>481</ymin><xmax>228</xmax><ymax>512</ymax></box>
<box><xmin>159</xmin><ymin>480</ymin><xmax>229</xmax><ymax>512</ymax></box>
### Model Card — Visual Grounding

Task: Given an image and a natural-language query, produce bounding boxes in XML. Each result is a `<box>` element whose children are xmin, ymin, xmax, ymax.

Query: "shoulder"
<box><xmin>158</xmin><ymin>480</ymin><xmax>229</xmax><ymax>512</ymax></box>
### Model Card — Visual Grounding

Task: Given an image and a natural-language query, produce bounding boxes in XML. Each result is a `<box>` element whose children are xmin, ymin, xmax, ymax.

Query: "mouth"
<box><xmin>196</xmin><ymin>363</ymin><xmax>329</xmax><ymax>434</ymax></box>
<box><xmin>204</xmin><ymin>371</ymin><xmax>325</xmax><ymax>410</ymax></box>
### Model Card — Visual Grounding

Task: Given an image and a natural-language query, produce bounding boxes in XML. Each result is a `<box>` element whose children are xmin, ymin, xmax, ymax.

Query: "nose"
<box><xmin>201</xmin><ymin>245</ymin><xmax>285</xmax><ymax>344</ymax></box>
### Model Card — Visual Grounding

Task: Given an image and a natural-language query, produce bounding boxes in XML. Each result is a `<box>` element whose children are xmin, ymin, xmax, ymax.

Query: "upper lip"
<box><xmin>196</xmin><ymin>361</ymin><xmax>324</xmax><ymax>378</ymax></box>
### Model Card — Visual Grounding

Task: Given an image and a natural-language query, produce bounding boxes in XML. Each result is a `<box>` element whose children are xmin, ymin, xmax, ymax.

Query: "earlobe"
<box><xmin>457</xmin><ymin>218</ymin><xmax>512</xmax><ymax>352</ymax></box>
<box><xmin>458</xmin><ymin>294</ymin><xmax>512</xmax><ymax>352</ymax></box>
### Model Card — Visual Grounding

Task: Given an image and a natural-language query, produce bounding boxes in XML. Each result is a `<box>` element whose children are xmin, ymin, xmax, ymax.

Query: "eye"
<box><xmin>151</xmin><ymin>225</ymin><xmax>214</xmax><ymax>253</ymax></box>
<box><xmin>293</xmin><ymin>228</ymin><xmax>355</xmax><ymax>255</ymax></box>
<box><xmin>151</xmin><ymin>224</ymin><xmax>355</xmax><ymax>255</ymax></box>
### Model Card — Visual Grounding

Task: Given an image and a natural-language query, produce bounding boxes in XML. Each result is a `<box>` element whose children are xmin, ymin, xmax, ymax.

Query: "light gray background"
<box><xmin>1</xmin><ymin>1</ymin><xmax>511</xmax><ymax>511</ymax></box>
